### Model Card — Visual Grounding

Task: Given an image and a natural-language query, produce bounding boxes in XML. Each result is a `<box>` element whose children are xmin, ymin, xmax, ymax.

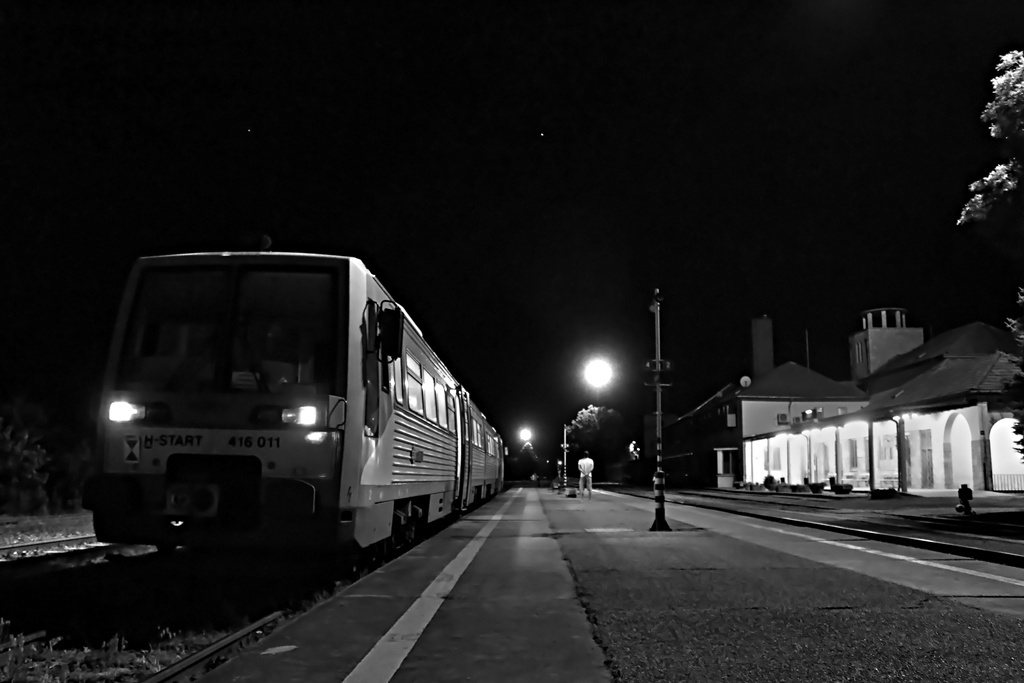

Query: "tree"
<box><xmin>960</xmin><ymin>50</ymin><xmax>1024</xmax><ymax>456</ymax></box>
<box><xmin>959</xmin><ymin>51</ymin><xmax>1024</xmax><ymax>254</ymax></box>
<box><xmin>567</xmin><ymin>405</ymin><xmax>629</xmax><ymax>480</ymax></box>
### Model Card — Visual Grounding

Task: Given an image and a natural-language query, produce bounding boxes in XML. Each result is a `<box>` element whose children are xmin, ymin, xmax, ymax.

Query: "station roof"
<box><xmin>737</xmin><ymin>362</ymin><xmax>867</xmax><ymax>401</ymax></box>
<box><xmin>872</xmin><ymin>321</ymin><xmax>1017</xmax><ymax>378</ymax></box>
<box><xmin>680</xmin><ymin>362</ymin><xmax>866</xmax><ymax>420</ymax></box>
<box><xmin>866</xmin><ymin>351</ymin><xmax>1020</xmax><ymax>413</ymax></box>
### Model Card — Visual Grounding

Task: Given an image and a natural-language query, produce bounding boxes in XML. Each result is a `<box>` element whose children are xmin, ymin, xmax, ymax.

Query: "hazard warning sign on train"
<box><xmin>124</xmin><ymin>435</ymin><xmax>139</xmax><ymax>463</ymax></box>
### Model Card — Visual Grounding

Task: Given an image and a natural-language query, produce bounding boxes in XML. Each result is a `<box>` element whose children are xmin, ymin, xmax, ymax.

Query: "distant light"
<box><xmin>519</xmin><ymin>428</ymin><xmax>532</xmax><ymax>442</ymax></box>
<box><xmin>170</xmin><ymin>520</ymin><xmax>184</xmax><ymax>528</ymax></box>
<box><xmin>584</xmin><ymin>358</ymin><xmax>613</xmax><ymax>388</ymax></box>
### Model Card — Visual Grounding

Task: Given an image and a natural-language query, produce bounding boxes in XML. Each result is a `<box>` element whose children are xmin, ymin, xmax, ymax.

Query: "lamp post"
<box><xmin>562</xmin><ymin>424</ymin><xmax>569</xmax><ymax>493</ymax></box>
<box><xmin>518</xmin><ymin>427</ymin><xmax>533</xmax><ymax>482</ymax></box>
<box><xmin>648</xmin><ymin>288</ymin><xmax>672</xmax><ymax>531</ymax></box>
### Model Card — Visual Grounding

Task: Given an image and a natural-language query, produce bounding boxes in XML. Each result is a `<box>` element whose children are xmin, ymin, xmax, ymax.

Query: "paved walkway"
<box><xmin>202</xmin><ymin>486</ymin><xmax>1024</xmax><ymax>682</ymax></box>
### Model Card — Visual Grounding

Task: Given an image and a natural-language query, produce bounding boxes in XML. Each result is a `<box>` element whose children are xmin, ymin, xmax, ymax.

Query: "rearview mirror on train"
<box><xmin>377</xmin><ymin>305</ymin><xmax>404</xmax><ymax>361</ymax></box>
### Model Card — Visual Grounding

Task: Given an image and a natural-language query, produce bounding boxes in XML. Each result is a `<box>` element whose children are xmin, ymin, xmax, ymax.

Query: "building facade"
<box><xmin>667</xmin><ymin>311</ymin><xmax>1023</xmax><ymax>491</ymax></box>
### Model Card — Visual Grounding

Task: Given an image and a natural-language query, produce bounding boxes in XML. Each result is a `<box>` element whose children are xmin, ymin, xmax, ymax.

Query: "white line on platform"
<box><xmin>341</xmin><ymin>488</ymin><xmax>521</xmax><ymax>683</ymax></box>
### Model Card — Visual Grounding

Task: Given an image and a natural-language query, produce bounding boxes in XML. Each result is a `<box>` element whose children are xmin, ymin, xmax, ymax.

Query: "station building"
<box><xmin>663</xmin><ymin>309</ymin><xmax>1024</xmax><ymax>492</ymax></box>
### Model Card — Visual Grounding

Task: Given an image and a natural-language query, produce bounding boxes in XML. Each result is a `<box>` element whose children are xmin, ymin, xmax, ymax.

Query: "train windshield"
<box><xmin>116</xmin><ymin>267</ymin><xmax>337</xmax><ymax>395</ymax></box>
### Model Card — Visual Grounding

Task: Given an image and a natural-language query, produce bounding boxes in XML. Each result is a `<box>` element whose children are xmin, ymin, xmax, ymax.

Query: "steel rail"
<box><xmin>609</xmin><ymin>488</ymin><xmax>1024</xmax><ymax>569</ymax></box>
<box><xmin>0</xmin><ymin>535</ymin><xmax>99</xmax><ymax>557</ymax></box>
<box><xmin>141</xmin><ymin>611</ymin><xmax>284</xmax><ymax>683</ymax></box>
<box><xmin>645</xmin><ymin>487</ymin><xmax>1024</xmax><ymax>533</ymax></box>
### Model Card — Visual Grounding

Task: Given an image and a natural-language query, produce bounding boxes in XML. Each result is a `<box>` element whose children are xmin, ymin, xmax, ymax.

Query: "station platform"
<box><xmin>202</xmin><ymin>486</ymin><xmax>610</xmax><ymax>683</ymax></box>
<box><xmin>203</xmin><ymin>485</ymin><xmax>1024</xmax><ymax>683</ymax></box>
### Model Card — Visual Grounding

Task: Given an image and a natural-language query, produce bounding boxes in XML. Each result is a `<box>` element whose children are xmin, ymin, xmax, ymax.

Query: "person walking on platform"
<box><xmin>578</xmin><ymin>451</ymin><xmax>594</xmax><ymax>501</ymax></box>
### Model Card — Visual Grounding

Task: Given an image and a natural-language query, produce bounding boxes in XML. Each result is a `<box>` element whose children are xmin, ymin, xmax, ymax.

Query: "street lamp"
<box><xmin>518</xmin><ymin>427</ymin><xmax>533</xmax><ymax>481</ymax></box>
<box><xmin>561</xmin><ymin>357</ymin><xmax>616</xmax><ymax>495</ymax></box>
<box><xmin>583</xmin><ymin>358</ymin><xmax>613</xmax><ymax>389</ymax></box>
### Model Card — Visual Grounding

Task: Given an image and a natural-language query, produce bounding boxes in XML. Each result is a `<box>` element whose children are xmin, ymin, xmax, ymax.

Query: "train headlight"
<box><xmin>109</xmin><ymin>401</ymin><xmax>146</xmax><ymax>422</ymax></box>
<box><xmin>305</xmin><ymin>431</ymin><xmax>328</xmax><ymax>444</ymax></box>
<box><xmin>282</xmin><ymin>406</ymin><xmax>317</xmax><ymax>426</ymax></box>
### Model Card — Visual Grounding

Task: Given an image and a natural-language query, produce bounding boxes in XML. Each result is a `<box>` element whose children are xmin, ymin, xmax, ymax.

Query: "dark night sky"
<box><xmin>3</xmin><ymin>1</ymin><xmax>1024</xmax><ymax>459</ymax></box>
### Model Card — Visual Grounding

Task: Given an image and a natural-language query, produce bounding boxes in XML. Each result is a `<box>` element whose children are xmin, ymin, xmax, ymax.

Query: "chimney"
<box><xmin>751</xmin><ymin>315</ymin><xmax>774</xmax><ymax>379</ymax></box>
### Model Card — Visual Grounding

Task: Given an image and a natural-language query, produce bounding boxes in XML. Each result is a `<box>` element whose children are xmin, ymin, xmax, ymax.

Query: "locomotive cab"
<box><xmin>85</xmin><ymin>255</ymin><xmax>348</xmax><ymax>551</ymax></box>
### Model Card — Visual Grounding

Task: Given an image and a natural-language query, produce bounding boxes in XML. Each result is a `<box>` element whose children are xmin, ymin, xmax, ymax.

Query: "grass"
<box><xmin>0</xmin><ymin>627</ymin><xmax>227</xmax><ymax>682</ymax></box>
<box><xmin>0</xmin><ymin>512</ymin><xmax>359</xmax><ymax>681</ymax></box>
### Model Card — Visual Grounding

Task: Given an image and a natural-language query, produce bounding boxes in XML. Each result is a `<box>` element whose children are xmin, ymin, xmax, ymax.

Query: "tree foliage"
<box><xmin>959</xmin><ymin>51</ymin><xmax>1024</xmax><ymax>258</ymax></box>
<box><xmin>567</xmin><ymin>405</ymin><xmax>629</xmax><ymax>479</ymax></box>
<box><xmin>961</xmin><ymin>51</ymin><xmax>1024</xmax><ymax>456</ymax></box>
<box><xmin>0</xmin><ymin>396</ymin><xmax>93</xmax><ymax>514</ymax></box>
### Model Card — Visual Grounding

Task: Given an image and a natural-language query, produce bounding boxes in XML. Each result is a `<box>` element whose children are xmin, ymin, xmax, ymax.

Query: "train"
<box><xmin>83</xmin><ymin>251</ymin><xmax>505</xmax><ymax>556</ymax></box>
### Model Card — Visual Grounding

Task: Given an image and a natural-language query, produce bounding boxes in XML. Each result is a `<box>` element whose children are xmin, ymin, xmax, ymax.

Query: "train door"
<box><xmin>456</xmin><ymin>388</ymin><xmax>474</xmax><ymax>508</ymax></box>
<box><xmin>498</xmin><ymin>436</ymin><xmax>505</xmax><ymax>491</ymax></box>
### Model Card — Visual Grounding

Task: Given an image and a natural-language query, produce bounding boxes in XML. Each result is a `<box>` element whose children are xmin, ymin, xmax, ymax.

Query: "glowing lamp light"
<box><xmin>583</xmin><ymin>358</ymin><xmax>613</xmax><ymax>388</ymax></box>
<box><xmin>305</xmin><ymin>431</ymin><xmax>328</xmax><ymax>444</ymax></box>
<box><xmin>283</xmin><ymin>406</ymin><xmax>318</xmax><ymax>426</ymax></box>
<box><xmin>519</xmin><ymin>428</ymin><xmax>532</xmax><ymax>442</ymax></box>
<box><xmin>109</xmin><ymin>401</ymin><xmax>145</xmax><ymax>422</ymax></box>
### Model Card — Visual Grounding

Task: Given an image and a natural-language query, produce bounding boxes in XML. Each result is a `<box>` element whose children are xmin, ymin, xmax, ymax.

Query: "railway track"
<box><xmin>608</xmin><ymin>487</ymin><xmax>1024</xmax><ymax>569</ymax></box>
<box><xmin>658</xmin><ymin>488</ymin><xmax>1024</xmax><ymax>535</ymax></box>
<box><xmin>139</xmin><ymin>611</ymin><xmax>284</xmax><ymax>683</ymax></box>
<box><xmin>0</xmin><ymin>534</ymin><xmax>100</xmax><ymax>557</ymax></box>
<box><xmin>0</xmin><ymin>535</ymin><xmax>137</xmax><ymax>582</ymax></box>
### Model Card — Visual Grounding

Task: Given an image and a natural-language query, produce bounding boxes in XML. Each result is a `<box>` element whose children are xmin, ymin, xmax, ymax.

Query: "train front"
<box><xmin>84</xmin><ymin>254</ymin><xmax>349</xmax><ymax>553</ymax></box>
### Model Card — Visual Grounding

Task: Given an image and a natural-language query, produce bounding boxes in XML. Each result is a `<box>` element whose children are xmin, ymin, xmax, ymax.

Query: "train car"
<box><xmin>83</xmin><ymin>252</ymin><xmax>504</xmax><ymax>555</ymax></box>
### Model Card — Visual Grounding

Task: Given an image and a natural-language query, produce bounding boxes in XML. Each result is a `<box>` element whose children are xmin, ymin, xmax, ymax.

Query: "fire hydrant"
<box><xmin>957</xmin><ymin>484</ymin><xmax>975</xmax><ymax>516</ymax></box>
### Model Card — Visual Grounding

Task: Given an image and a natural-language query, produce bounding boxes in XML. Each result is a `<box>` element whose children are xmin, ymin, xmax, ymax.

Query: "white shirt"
<box><xmin>578</xmin><ymin>457</ymin><xmax>594</xmax><ymax>476</ymax></box>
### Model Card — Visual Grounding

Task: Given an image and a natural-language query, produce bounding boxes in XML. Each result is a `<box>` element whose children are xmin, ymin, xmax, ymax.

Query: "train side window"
<box><xmin>422</xmin><ymin>372</ymin><xmax>438</xmax><ymax>422</ymax></box>
<box><xmin>435</xmin><ymin>385</ymin><xmax>448</xmax><ymax>429</ymax></box>
<box><xmin>472</xmin><ymin>419</ymin><xmax>482</xmax><ymax>447</ymax></box>
<box><xmin>445</xmin><ymin>393</ymin><xmax>457</xmax><ymax>433</ymax></box>
<box><xmin>406</xmin><ymin>354</ymin><xmax>423</xmax><ymax>415</ymax></box>
<box><xmin>390</xmin><ymin>357</ymin><xmax>403</xmax><ymax>404</ymax></box>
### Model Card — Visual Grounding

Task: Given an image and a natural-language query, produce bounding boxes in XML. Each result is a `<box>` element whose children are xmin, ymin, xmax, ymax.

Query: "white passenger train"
<box><xmin>84</xmin><ymin>252</ymin><xmax>504</xmax><ymax>555</ymax></box>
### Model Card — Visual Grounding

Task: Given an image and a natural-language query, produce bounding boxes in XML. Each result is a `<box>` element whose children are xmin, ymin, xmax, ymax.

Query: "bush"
<box><xmin>0</xmin><ymin>417</ymin><xmax>50</xmax><ymax>515</ymax></box>
<box><xmin>0</xmin><ymin>398</ymin><xmax>94</xmax><ymax>516</ymax></box>
<box><xmin>763</xmin><ymin>475</ymin><xmax>777</xmax><ymax>491</ymax></box>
